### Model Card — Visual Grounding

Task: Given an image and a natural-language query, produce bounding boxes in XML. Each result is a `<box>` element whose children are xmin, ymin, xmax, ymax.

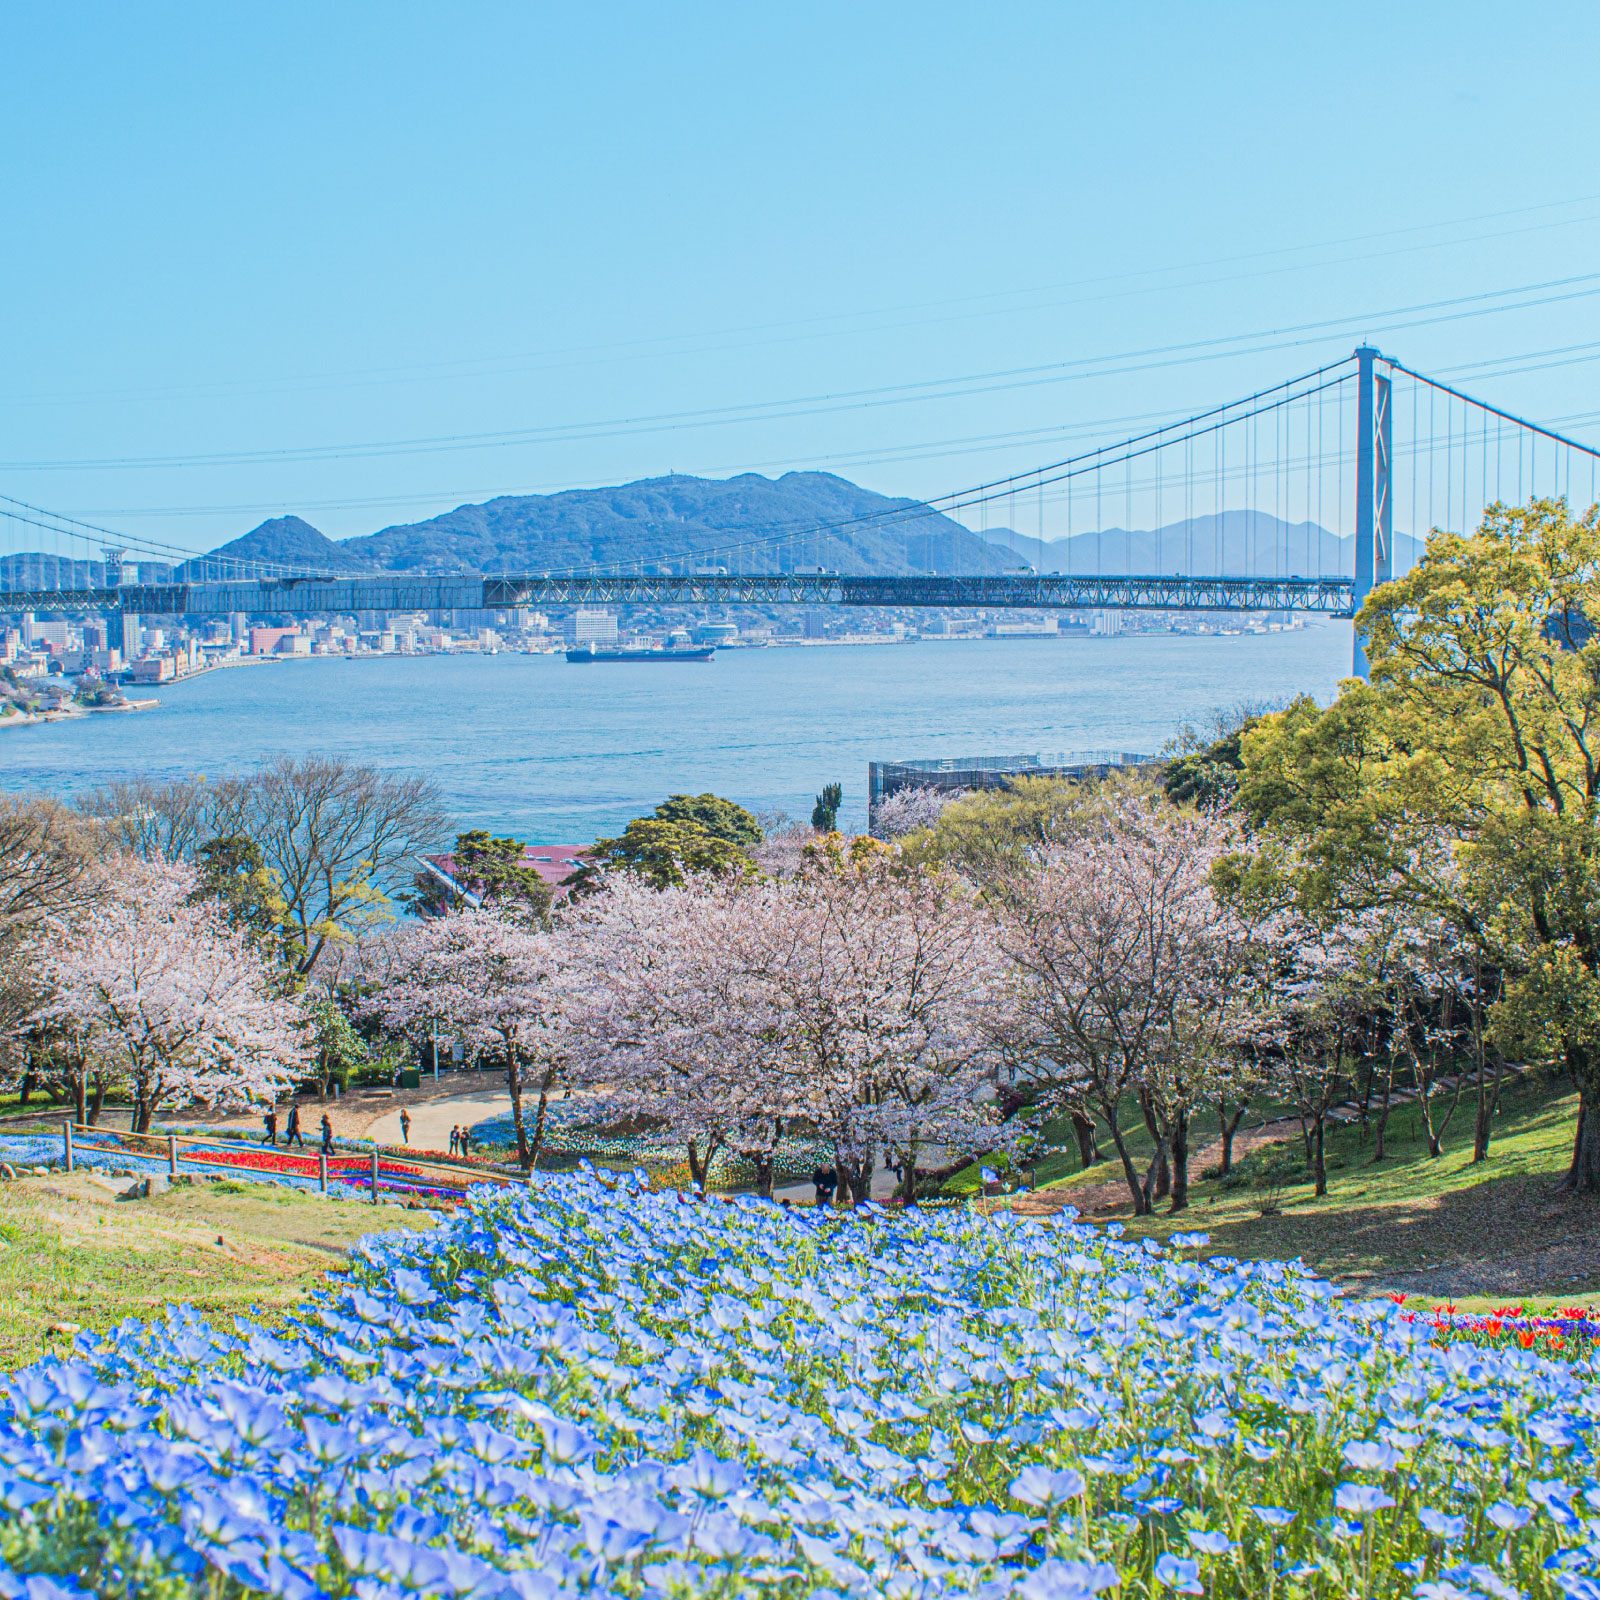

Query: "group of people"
<box><xmin>261</xmin><ymin>1103</ymin><xmax>336</xmax><ymax>1155</ymax></box>
<box><xmin>260</xmin><ymin>1098</ymin><xmax>473</xmax><ymax>1160</ymax></box>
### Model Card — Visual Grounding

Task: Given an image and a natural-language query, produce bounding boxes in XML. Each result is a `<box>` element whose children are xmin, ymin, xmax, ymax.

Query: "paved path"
<box><xmin>366</xmin><ymin>1090</ymin><xmax>513</xmax><ymax>1156</ymax></box>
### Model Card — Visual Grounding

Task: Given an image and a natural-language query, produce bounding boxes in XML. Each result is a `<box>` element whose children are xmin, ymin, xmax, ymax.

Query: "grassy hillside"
<box><xmin>1005</xmin><ymin>1073</ymin><xmax>1596</xmax><ymax>1307</ymax></box>
<box><xmin>0</xmin><ymin>1174</ymin><xmax>433</xmax><ymax>1369</ymax></box>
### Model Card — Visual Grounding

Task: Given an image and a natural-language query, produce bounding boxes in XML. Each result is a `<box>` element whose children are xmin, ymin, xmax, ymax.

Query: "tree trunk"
<box><xmin>841</xmin><ymin>1145</ymin><xmax>875</xmax><ymax>1206</ymax></box>
<box><xmin>1473</xmin><ymin>1057</ymin><xmax>1503</xmax><ymax>1164</ymax></box>
<box><xmin>1312</xmin><ymin>1115</ymin><xmax>1327</xmax><ymax>1197</ymax></box>
<box><xmin>1560</xmin><ymin>1081</ymin><xmax>1600</xmax><ymax>1193</ymax></box>
<box><xmin>505</xmin><ymin>1049</ymin><xmax>530</xmax><ymax>1168</ymax></box>
<box><xmin>1139</xmin><ymin>1136</ymin><xmax>1169</xmax><ymax>1214</ymax></box>
<box><xmin>1168</xmin><ymin>1113</ymin><xmax>1190</xmax><ymax>1214</ymax></box>
<box><xmin>87</xmin><ymin>1075</ymin><xmax>107</xmax><ymax>1127</ymax></box>
<box><xmin>1218</xmin><ymin>1101</ymin><xmax>1247</xmax><ymax>1176</ymax></box>
<box><xmin>526</xmin><ymin>1070</ymin><xmax>554</xmax><ymax>1169</ymax></box>
<box><xmin>1070</xmin><ymin>1111</ymin><xmax>1102</xmax><ymax>1169</ymax></box>
<box><xmin>686</xmin><ymin>1138</ymin><xmax>706</xmax><ymax>1192</ymax></box>
<box><xmin>18</xmin><ymin>1071</ymin><xmax>34</xmax><ymax>1108</ymax></box>
<box><xmin>1104</xmin><ymin>1111</ymin><xmax>1149</xmax><ymax>1215</ymax></box>
<box><xmin>753</xmin><ymin>1153</ymin><xmax>775</xmax><ymax>1200</ymax></box>
<box><xmin>1139</xmin><ymin>1093</ymin><xmax>1171</xmax><ymax>1199</ymax></box>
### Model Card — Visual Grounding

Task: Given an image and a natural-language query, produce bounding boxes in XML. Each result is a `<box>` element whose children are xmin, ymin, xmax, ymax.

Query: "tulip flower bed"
<box><xmin>4</xmin><ymin>1172</ymin><xmax>1600</xmax><ymax>1600</ymax></box>
<box><xmin>1398</xmin><ymin>1298</ymin><xmax>1600</xmax><ymax>1359</ymax></box>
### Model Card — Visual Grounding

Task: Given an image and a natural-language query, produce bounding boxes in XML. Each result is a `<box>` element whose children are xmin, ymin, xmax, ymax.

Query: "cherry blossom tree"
<box><xmin>870</xmin><ymin>786</ymin><xmax>964</xmax><ymax>841</ymax></box>
<box><xmin>749</xmin><ymin>837</ymin><xmax>1010</xmax><ymax>1205</ymax></box>
<box><xmin>378</xmin><ymin>910</ymin><xmax>571</xmax><ymax>1167</ymax></box>
<box><xmin>562</xmin><ymin>842</ymin><xmax>1008</xmax><ymax>1204</ymax></box>
<box><xmin>32</xmin><ymin>856</ymin><xmax>302</xmax><ymax>1130</ymax></box>
<box><xmin>560</xmin><ymin>873</ymin><xmax>801</xmax><ymax>1193</ymax></box>
<box><xmin>991</xmin><ymin>793</ymin><xmax>1261</xmax><ymax>1214</ymax></box>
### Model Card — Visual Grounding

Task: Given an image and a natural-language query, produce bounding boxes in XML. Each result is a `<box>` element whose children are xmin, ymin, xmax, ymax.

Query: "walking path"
<box><xmin>366</xmin><ymin>1090</ymin><xmax>512</xmax><ymax>1154</ymax></box>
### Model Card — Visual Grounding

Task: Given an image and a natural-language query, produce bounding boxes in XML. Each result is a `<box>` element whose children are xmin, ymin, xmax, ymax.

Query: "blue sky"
<box><xmin>3</xmin><ymin>1</ymin><xmax>1598</xmax><ymax>551</ymax></box>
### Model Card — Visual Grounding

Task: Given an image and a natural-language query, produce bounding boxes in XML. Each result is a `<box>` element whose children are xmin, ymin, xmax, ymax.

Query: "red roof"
<box><xmin>423</xmin><ymin>845</ymin><xmax>587</xmax><ymax>902</ymax></box>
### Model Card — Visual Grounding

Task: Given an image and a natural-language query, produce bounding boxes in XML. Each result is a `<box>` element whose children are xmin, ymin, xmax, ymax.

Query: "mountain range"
<box><xmin>208</xmin><ymin>473</ymin><xmax>1014</xmax><ymax>577</ymax></box>
<box><xmin>978</xmin><ymin>510</ymin><xmax>1423</xmax><ymax>579</ymax></box>
<box><xmin>5</xmin><ymin>475</ymin><xmax>1423</xmax><ymax>592</ymax></box>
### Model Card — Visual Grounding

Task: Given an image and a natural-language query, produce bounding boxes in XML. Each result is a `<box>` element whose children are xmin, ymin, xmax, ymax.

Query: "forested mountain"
<box><xmin>208</xmin><ymin>473</ymin><xmax>1012</xmax><ymax>577</ymax></box>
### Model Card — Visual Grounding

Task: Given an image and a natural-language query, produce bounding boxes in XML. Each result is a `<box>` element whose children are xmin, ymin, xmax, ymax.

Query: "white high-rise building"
<box><xmin>567</xmin><ymin>608</ymin><xmax>619</xmax><ymax>645</ymax></box>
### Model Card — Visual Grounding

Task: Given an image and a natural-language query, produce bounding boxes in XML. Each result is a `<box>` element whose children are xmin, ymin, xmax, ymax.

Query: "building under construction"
<box><xmin>867</xmin><ymin>749</ymin><xmax>1152</xmax><ymax>815</ymax></box>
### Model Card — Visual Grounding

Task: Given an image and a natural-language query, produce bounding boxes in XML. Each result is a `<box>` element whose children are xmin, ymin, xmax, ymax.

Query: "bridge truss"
<box><xmin>0</xmin><ymin>571</ymin><xmax>1357</xmax><ymax>618</ymax></box>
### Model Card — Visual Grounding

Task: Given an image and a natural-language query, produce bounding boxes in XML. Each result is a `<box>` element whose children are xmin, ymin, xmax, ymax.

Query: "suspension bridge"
<box><xmin>4</xmin><ymin>345</ymin><xmax>1598</xmax><ymax>676</ymax></box>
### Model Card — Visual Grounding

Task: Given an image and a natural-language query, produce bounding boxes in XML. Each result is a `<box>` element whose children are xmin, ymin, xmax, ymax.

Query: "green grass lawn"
<box><xmin>1005</xmin><ymin>1072</ymin><xmax>1600</xmax><ymax>1304</ymax></box>
<box><xmin>0</xmin><ymin>1175</ymin><xmax>436</xmax><ymax>1370</ymax></box>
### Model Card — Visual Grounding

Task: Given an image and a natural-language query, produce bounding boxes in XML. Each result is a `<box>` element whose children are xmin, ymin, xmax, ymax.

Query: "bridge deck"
<box><xmin>1</xmin><ymin>572</ymin><xmax>1356</xmax><ymax>616</ymax></box>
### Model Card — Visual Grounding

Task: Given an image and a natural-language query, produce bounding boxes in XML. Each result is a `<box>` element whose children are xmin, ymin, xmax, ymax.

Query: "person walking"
<box><xmin>812</xmin><ymin>1165</ymin><xmax>837</xmax><ymax>1208</ymax></box>
<box><xmin>399</xmin><ymin>1108</ymin><xmax>412</xmax><ymax>1146</ymax></box>
<box><xmin>459</xmin><ymin>1126</ymin><xmax>472</xmax><ymax>1159</ymax></box>
<box><xmin>284</xmin><ymin>1103</ymin><xmax>304</xmax><ymax>1148</ymax></box>
<box><xmin>319</xmin><ymin>1114</ymin><xmax>334</xmax><ymax>1156</ymax></box>
<box><xmin>448</xmin><ymin>1125</ymin><xmax>460</xmax><ymax>1157</ymax></box>
<box><xmin>263</xmin><ymin>1109</ymin><xmax>278</xmax><ymax>1146</ymax></box>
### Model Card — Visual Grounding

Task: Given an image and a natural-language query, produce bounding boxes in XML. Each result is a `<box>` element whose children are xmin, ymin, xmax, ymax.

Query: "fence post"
<box><xmin>319</xmin><ymin>1153</ymin><xmax>328</xmax><ymax>1194</ymax></box>
<box><xmin>168</xmin><ymin>1134</ymin><xmax>177</xmax><ymax>1177</ymax></box>
<box><xmin>370</xmin><ymin>1149</ymin><xmax>379</xmax><ymax>1205</ymax></box>
<box><xmin>63</xmin><ymin>1121</ymin><xmax>73</xmax><ymax>1174</ymax></box>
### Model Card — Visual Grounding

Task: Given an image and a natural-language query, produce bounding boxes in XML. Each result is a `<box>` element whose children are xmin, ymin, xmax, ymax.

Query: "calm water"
<box><xmin>1</xmin><ymin>625</ymin><xmax>1352</xmax><ymax>840</ymax></box>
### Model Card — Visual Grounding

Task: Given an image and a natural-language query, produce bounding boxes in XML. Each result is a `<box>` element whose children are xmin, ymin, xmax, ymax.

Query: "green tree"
<box><xmin>583</xmin><ymin>818</ymin><xmax>754</xmax><ymax>890</ymax></box>
<box><xmin>905</xmin><ymin>776</ymin><xmax>1105</xmax><ymax>880</ymax></box>
<box><xmin>652</xmin><ymin>793</ymin><xmax>762</xmax><ymax>848</ymax></box>
<box><xmin>1163</xmin><ymin>726</ymin><xmax>1250</xmax><ymax>810</ymax></box>
<box><xmin>418</xmin><ymin>830</ymin><xmax>552</xmax><ymax>925</ymax></box>
<box><xmin>1238</xmin><ymin>497</ymin><xmax>1600</xmax><ymax>1189</ymax></box>
<box><xmin>811</xmin><ymin>782</ymin><xmax>843</xmax><ymax>832</ymax></box>
<box><xmin>306</xmin><ymin>994</ymin><xmax>369</xmax><ymax>1099</ymax></box>
<box><xmin>194</xmin><ymin>834</ymin><xmax>287</xmax><ymax>946</ymax></box>
<box><xmin>579</xmin><ymin>794</ymin><xmax>761</xmax><ymax>890</ymax></box>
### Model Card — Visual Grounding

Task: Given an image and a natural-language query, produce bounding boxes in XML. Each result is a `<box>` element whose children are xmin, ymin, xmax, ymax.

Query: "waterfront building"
<box><xmin>567</xmin><ymin>608</ymin><xmax>619</xmax><ymax>646</ymax></box>
<box><xmin>416</xmin><ymin>844</ymin><xmax>588</xmax><ymax>908</ymax></box>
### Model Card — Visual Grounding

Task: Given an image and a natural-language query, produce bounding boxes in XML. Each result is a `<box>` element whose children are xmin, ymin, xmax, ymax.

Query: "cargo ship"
<box><xmin>564</xmin><ymin>643</ymin><xmax>716</xmax><ymax>663</ymax></box>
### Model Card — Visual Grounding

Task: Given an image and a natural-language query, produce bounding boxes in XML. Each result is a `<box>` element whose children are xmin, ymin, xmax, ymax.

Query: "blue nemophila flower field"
<box><xmin>3</xmin><ymin>1169</ymin><xmax>1599</xmax><ymax>1600</ymax></box>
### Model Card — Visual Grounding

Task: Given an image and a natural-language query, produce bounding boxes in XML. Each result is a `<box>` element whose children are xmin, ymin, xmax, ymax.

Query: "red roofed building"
<box><xmin>416</xmin><ymin>844</ymin><xmax>587</xmax><ymax>909</ymax></box>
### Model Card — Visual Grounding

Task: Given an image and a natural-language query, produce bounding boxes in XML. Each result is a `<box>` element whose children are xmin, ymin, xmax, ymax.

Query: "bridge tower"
<box><xmin>1351</xmin><ymin>344</ymin><xmax>1392</xmax><ymax>678</ymax></box>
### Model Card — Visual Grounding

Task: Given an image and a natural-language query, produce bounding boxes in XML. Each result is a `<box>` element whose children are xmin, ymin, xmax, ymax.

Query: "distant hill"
<box><xmin>205</xmin><ymin>515</ymin><xmax>372</xmax><ymax>574</ymax></box>
<box><xmin>985</xmin><ymin>511</ymin><xmax>1426</xmax><ymax>578</ymax></box>
<box><xmin>207</xmin><ymin>473</ymin><xmax>1013</xmax><ymax>578</ymax></box>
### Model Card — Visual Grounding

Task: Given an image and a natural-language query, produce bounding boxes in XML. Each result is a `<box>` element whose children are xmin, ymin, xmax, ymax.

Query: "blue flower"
<box><xmin>1486</xmin><ymin>1501</ymin><xmax>1532</xmax><ymax>1532</ymax></box>
<box><xmin>1417</xmin><ymin>1507</ymin><xmax>1469</xmax><ymax>1540</ymax></box>
<box><xmin>1250</xmin><ymin>1506</ymin><xmax>1296</xmax><ymax>1529</ymax></box>
<box><xmin>1335</xmin><ymin>1483</ymin><xmax>1396</xmax><ymax>1514</ymax></box>
<box><xmin>1154</xmin><ymin>1553</ymin><xmax>1203</xmax><ymax>1593</ymax></box>
<box><xmin>1010</xmin><ymin>1466</ymin><xmax>1086</xmax><ymax>1508</ymax></box>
